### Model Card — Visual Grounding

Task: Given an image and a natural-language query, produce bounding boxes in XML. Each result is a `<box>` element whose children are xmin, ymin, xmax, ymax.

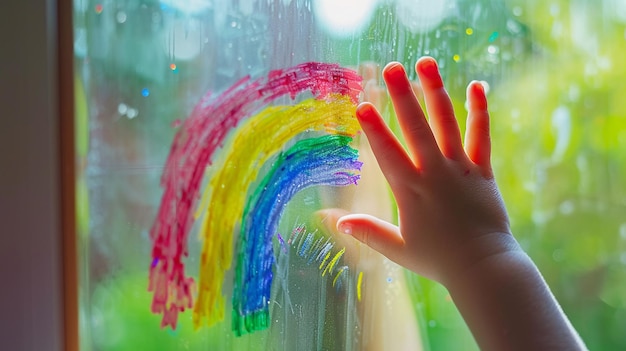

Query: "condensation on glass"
<box><xmin>73</xmin><ymin>0</ymin><xmax>626</xmax><ymax>350</ymax></box>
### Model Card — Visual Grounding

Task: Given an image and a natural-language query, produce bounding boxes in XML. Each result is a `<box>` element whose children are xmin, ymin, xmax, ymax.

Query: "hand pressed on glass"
<box><xmin>327</xmin><ymin>57</ymin><xmax>587</xmax><ymax>351</ymax></box>
<box><xmin>337</xmin><ymin>57</ymin><xmax>512</xmax><ymax>284</ymax></box>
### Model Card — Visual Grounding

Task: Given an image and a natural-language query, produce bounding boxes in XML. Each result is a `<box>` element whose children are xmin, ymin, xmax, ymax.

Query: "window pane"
<box><xmin>74</xmin><ymin>0</ymin><xmax>626</xmax><ymax>350</ymax></box>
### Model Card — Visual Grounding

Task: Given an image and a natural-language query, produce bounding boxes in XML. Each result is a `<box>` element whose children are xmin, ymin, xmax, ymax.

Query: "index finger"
<box><xmin>355</xmin><ymin>102</ymin><xmax>417</xmax><ymax>191</ymax></box>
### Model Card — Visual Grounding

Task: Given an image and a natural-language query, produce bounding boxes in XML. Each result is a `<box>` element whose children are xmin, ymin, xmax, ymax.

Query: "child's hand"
<box><xmin>337</xmin><ymin>57</ymin><xmax>517</xmax><ymax>285</ymax></box>
<box><xmin>330</xmin><ymin>57</ymin><xmax>586</xmax><ymax>351</ymax></box>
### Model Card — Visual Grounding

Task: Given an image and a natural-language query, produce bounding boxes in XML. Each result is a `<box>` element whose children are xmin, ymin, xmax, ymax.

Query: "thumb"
<box><xmin>336</xmin><ymin>214</ymin><xmax>405</xmax><ymax>261</ymax></box>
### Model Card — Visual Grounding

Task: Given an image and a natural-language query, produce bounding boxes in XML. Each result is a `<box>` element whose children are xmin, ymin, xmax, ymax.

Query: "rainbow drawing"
<box><xmin>148</xmin><ymin>62</ymin><xmax>363</xmax><ymax>334</ymax></box>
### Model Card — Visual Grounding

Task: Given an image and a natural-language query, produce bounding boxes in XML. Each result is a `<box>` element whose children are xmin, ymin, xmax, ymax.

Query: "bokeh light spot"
<box><xmin>313</xmin><ymin>0</ymin><xmax>378</xmax><ymax>37</ymax></box>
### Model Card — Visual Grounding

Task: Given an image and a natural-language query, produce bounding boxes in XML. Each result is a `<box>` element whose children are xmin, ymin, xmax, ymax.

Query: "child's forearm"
<box><xmin>444</xmin><ymin>239</ymin><xmax>587</xmax><ymax>351</ymax></box>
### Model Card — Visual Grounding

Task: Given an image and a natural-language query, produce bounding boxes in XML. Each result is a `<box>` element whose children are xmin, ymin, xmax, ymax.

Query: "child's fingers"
<box><xmin>415</xmin><ymin>57</ymin><xmax>466</xmax><ymax>161</ymax></box>
<box><xmin>382</xmin><ymin>62</ymin><xmax>441</xmax><ymax>168</ymax></box>
<box><xmin>356</xmin><ymin>102</ymin><xmax>417</xmax><ymax>190</ymax></box>
<box><xmin>336</xmin><ymin>214</ymin><xmax>405</xmax><ymax>259</ymax></box>
<box><xmin>464</xmin><ymin>81</ymin><xmax>493</xmax><ymax>176</ymax></box>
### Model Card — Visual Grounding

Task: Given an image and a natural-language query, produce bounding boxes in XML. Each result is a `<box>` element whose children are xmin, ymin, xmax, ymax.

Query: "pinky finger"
<box><xmin>464</xmin><ymin>81</ymin><xmax>492</xmax><ymax>175</ymax></box>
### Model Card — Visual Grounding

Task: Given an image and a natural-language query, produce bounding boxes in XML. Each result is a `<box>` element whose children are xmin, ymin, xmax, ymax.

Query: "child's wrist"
<box><xmin>438</xmin><ymin>231</ymin><xmax>523</xmax><ymax>289</ymax></box>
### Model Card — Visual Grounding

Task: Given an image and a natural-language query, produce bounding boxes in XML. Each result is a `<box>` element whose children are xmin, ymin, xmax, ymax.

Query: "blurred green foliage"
<box><xmin>494</xmin><ymin>2</ymin><xmax>626</xmax><ymax>350</ymax></box>
<box><xmin>404</xmin><ymin>1</ymin><xmax>626</xmax><ymax>350</ymax></box>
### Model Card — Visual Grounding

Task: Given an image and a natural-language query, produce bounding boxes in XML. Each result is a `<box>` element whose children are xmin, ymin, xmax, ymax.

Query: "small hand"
<box><xmin>337</xmin><ymin>57</ymin><xmax>514</xmax><ymax>285</ymax></box>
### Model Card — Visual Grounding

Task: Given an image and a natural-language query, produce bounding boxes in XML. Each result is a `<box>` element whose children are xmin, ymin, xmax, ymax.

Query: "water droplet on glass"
<box><xmin>116</xmin><ymin>11</ymin><xmax>127</xmax><ymax>24</ymax></box>
<box><xmin>117</xmin><ymin>103</ymin><xmax>128</xmax><ymax>115</ymax></box>
<box><xmin>303</xmin><ymin>196</ymin><xmax>314</xmax><ymax>206</ymax></box>
<box><xmin>126</xmin><ymin>108</ymin><xmax>138</xmax><ymax>119</ymax></box>
<box><xmin>550</xmin><ymin>3</ymin><xmax>560</xmax><ymax>16</ymax></box>
<box><xmin>619</xmin><ymin>223</ymin><xmax>626</xmax><ymax>239</ymax></box>
<box><xmin>552</xmin><ymin>249</ymin><xmax>565</xmax><ymax>262</ymax></box>
<box><xmin>506</xmin><ymin>19</ymin><xmax>522</xmax><ymax>34</ymax></box>
<box><xmin>568</xmin><ymin>84</ymin><xmax>580</xmax><ymax>101</ymax></box>
<box><xmin>559</xmin><ymin>201</ymin><xmax>575</xmax><ymax>215</ymax></box>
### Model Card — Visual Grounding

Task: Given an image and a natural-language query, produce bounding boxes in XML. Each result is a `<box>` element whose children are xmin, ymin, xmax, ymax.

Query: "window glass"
<box><xmin>74</xmin><ymin>0</ymin><xmax>626</xmax><ymax>349</ymax></box>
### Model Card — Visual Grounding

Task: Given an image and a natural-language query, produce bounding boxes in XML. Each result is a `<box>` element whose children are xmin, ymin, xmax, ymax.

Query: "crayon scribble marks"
<box><xmin>148</xmin><ymin>62</ymin><xmax>363</xmax><ymax>331</ymax></box>
<box><xmin>193</xmin><ymin>95</ymin><xmax>360</xmax><ymax>329</ymax></box>
<box><xmin>279</xmin><ymin>222</ymin><xmax>359</xmax><ymax>298</ymax></box>
<box><xmin>232</xmin><ymin>135</ymin><xmax>361</xmax><ymax>335</ymax></box>
<box><xmin>322</xmin><ymin>248</ymin><xmax>345</xmax><ymax>277</ymax></box>
<box><xmin>276</xmin><ymin>233</ymin><xmax>287</xmax><ymax>253</ymax></box>
<box><xmin>333</xmin><ymin>266</ymin><xmax>349</xmax><ymax>288</ymax></box>
<box><xmin>357</xmin><ymin>271</ymin><xmax>364</xmax><ymax>302</ymax></box>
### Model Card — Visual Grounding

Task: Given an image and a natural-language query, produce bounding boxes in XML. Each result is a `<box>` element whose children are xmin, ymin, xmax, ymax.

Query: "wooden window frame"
<box><xmin>0</xmin><ymin>1</ymin><xmax>77</xmax><ymax>350</ymax></box>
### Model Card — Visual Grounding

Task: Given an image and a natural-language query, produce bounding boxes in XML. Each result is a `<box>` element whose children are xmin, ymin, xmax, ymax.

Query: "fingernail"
<box><xmin>469</xmin><ymin>81</ymin><xmax>488</xmax><ymax>109</ymax></box>
<box><xmin>419</xmin><ymin>57</ymin><xmax>439</xmax><ymax>79</ymax></box>
<box><xmin>356</xmin><ymin>102</ymin><xmax>375</xmax><ymax>122</ymax></box>
<box><xmin>385</xmin><ymin>62</ymin><xmax>404</xmax><ymax>74</ymax></box>
<box><xmin>472</xmin><ymin>81</ymin><xmax>484</xmax><ymax>94</ymax></box>
<box><xmin>338</xmin><ymin>223</ymin><xmax>352</xmax><ymax>235</ymax></box>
